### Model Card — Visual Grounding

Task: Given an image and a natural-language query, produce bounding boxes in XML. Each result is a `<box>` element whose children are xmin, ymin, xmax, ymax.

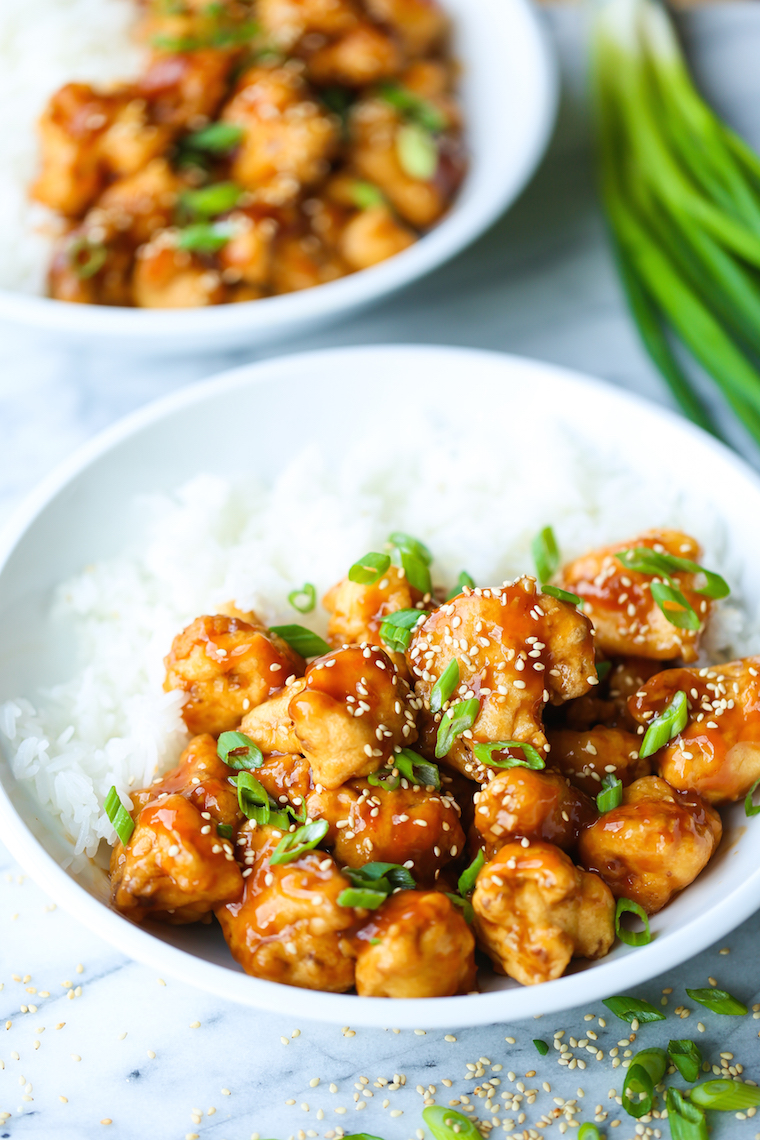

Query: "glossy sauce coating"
<box><xmin>132</xmin><ymin>732</ymin><xmax>242</xmax><ymax>826</ymax></box>
<box><xmin>547</xmin><ymin>726</ymin><xmax>650</xmax><ymax>797</ymax></box>
<box><xmin>472</xmin><ymin>767</ymin><xmax>596</xmax><ymax>856</ymax></box>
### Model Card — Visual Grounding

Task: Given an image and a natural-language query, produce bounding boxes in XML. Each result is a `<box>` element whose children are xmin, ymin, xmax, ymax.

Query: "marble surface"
<box><xmin>3</xmin><ymin>5</ymin><xmax>760</xmax><ymax>1138</ymax></box>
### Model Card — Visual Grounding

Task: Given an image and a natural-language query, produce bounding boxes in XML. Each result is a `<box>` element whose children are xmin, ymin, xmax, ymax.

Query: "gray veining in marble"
<box><xmin>2</xmin><ymin>6</ymin><xmax>760</xmax><ymax>1138</ymax></box>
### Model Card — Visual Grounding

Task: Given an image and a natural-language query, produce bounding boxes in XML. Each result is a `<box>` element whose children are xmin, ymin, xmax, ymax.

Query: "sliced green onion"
<box><xmin>668</xmin><ymin>1039</ymin><xmax>702</xmax><ymax>1083</ymax></box>
<box><xmin>69</xmin><ymin>236</ymin><xmax>107</xmax><ymax>279</ymax></box>
<box><xmin>445</xmin><ymin>892</ymin><xmax>474</xmax><ymax>924</ymax></box>
<box><xmin>685</xmin><ymin>987</ymin><xmax>747</xmax><ymax>1015</ymax></box>
<box><xmin>347</xmin><ymin>180</ymin><xmax>385</xmax><ymax>209</ymax></box>
<box><xmin>422</xmin><ymin>1105</ymin><xmax>481</xmax><ymax>1140</ymax></box>
<box><xmin>597</xmin><ymin>774</ymin><xmax>623</xmax><ymax>813</ymax></box>
<box><xmin>596</xmin><ymin>660</ymin><xmax>612</xmax><ymax>683</ymax></box>
<box><xmin>745</xmin><ymin>776</ymin><xmax>760</xmax><ymax>817</ymax></box>
<box><xmin>542</xmin><ymin>584</ymin><xmax>582</xmax><ymax>606</ymax></box>
<box><xmin>104</xmin><ymin>786</ymin><xmax>134</xmax><ymax>846</ymax></box>
<box><xmin>435</xmin><ymin>697</ymin><xmax>480</xmax><ymax>759</ymax></box>
<box><xmin>337</xmin><ymin>886</ymin><xmax>388</xmax><ymax>909</ymax></box>
<box><xmin>389</xmin><ymin>539</ymin><xmax>432</xmax><ymax>595</ymax></box>
<box><xmin>471</xmin><ymin>740</ymin><xmax>545</xmax><ymax>770</ymax></box>
<box><xmin>217</xmin><ymin>823</ymin><xmax>233</xmax><ymax>840</ymax></box>
<box><xmin>217</xmin><ymin>731</ymin><xmax>263</xmax><ymax>770</ymax></box>
<box><xmin>180</xmin><ymin>181</ymin><xmax>242</xmax><ymax>218</ymax></box>
<box><xmin>388</xmin><ymin>531</ymin><xmax>433</xmax><ymax>566</ymax></box>
<box><xmin>639</xmin><ymin>689</ymin><xmax>688</xmax><ymax>759</ymax></box>
<box><xmin>348</xmin><ymin>551</ymin><xmax>390</xmax><ymax>585</ymax></box>
<box><xmin>690</xmin><ymin>1079</ymin><xmax>760</xmax><ymax>1110</ymax></box>
<box><xmin>287</xmin><ymin>582</ymin><xmax>316</xmax><ymax>614</ymax></box>
<box><xmin>394</xmin><ymin>748</ymin><xmax>440</xmax><ymax>790</ymax></box>
<box><xmin>615</xmin><ymin>897</ymin><xmax>652</xmax><ymax>947</ymax></box>
<box><xmin>344</xmin><ymin>861</ymin><xmax>415</xmax><ymax>893</ymax></box>
<box><xmin>616</xmin><ymin>547</ymin><xmax>730</xmax><ymax>599</ymax></box>
<box><xmin>447</xmin><ymin>570</ymin><xmax>475</xmax><ymax>600</ymax></box>
<box><xmin>458</xmin><ymin>849</ymin><xmax>485</xmax><ymax>897</ymax></box>
<box><xmin>650</xmin><ymin>580</ymin><xmax>700</xmax><ymax>630</ymax></box>
<box><xmin>184</xmin><ymin>122</ymin><xmax>244</xmax><ymax>153</ymax></box>
<box><xmin>379</xmin><ymin>607</ymin><xmax>424</xmax><ymax>653</ymax></box>
<box><xmin>430</xmin><ymin>658</ymin><xmax>460</xmax><ymax>714</ymax></box>
<box><xmin>533</xmin><ymin>1039</ymin><xmax>549</xmax><ymax>1056</ymax></box>
<box><xmin>269</xmin><ymin>819</ymin><xmax>329</xmax><ymax>865</ymax></box>
<box><xmin>578</xmin><ymin>1127</ymin><xmax>602</xmax><ymax>1140</ymax></box>
<box><xmin>602</xmin><ymin>995</ymin><xmax>665</xmax><ymax>1024</ymax></box>
<box><xmin>396</xmin><ymin>123</ymin><xmax>438</xmax><ymax>181</ymax></box>
<box><xmin>666</xmin><ymin>1088</ymin><xmax>708</xmax><ymax>1140</ymax></box>
<box><xmin>366</xmin><ymin>768</ymin><xmax>400</xmax><ymax>791</ymax></box>
<box><xmin>268</xmin><ymin>624</ymin><xmax>329</xmax><ymax>658</ymax></box>
<box><xmin>234</xmin><ymin>771</ymin><xmax>273</xmax><ymax>824</ymax></box>
<box><xmin>176</xmin><ymin>221</ymin><xmax>232</xmax><ymax>253</ymax></box>
<box><xmin>532</xmin><ymin>525</ymin><xmax>560</xmax><ymax>584</ymax></box>
<box><xmin>622</xmin><ymin>1048</ymin><xmax>666</xmax><ymax>1118</ymax></box>
<box><xmin>342</xmin><ymin>1135</ymin><xmax>386</xmax><ymax>1140</ymax></box>
<box><xmin>378</xmin><ymin>81</ymin><xmax>448</xmax><ymax>133</ymax></box>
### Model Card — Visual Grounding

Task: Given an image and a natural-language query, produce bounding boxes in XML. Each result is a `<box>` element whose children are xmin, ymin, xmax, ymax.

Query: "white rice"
<box><xmin>0</xmin><ymin>420</ymin><xmax>753</xmax><ymax>868</ymax></box>
<box><xmin>0</xmin><ymin>0</ymin><xmax>143</xmax><ymax>293</ymax></box>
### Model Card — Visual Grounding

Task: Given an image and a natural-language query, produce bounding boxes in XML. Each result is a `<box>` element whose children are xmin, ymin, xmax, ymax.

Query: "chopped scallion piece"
<box><xmin>596</xmin><ymin>660</ymin><xmax>612</xmax><ymax>683</ymax></box>
<box><xmin>337</xmin><ymin>886</ymin><xmax>387</xmax><ymax>909</ymax></box>
<box><xmin>685</xmin><ymin>987</ymin><xmax>747</xmax><ymax>1015</ymax></box>
<box><xmin>532</xmin><ymin>525</ymin><xmax>560</xmax><ymax>584</ymax></box>
<box><xmin>621</xmin><ymin>1061</ymin><xmax>655</xmax><ymax>1119</ymax></box>
<box><xmin>422</xmin><ymin>1105</ymin><xmax>482</xmax><ymax>1139</ymax></box>
<box><xmin>649</xmin><ymin>580</ymin><xmax>700</xmax><ymax>630</ymax></box>
<box><xmin>471</xmin><ymin>740</ymin><xmax>545</xmax><ymax>770</ymax></box>
<box><xmin>104</xmin><ymin>786</ymin><xmax>134</xmax><ymax>846</ymax></box>
<box><xmin>616</xmin><ymin>547</ymin><xmax>729</xmax><ymax>600</ymax></box>
<box><xmin>269</xmin><ymin>819</ymin><xmax>329</xmax><ymax>865</ymax></box>
<box><xmin>690</xmin><ymin>1079</ymin><xmax>760</xmax><ymax>1110</ymax></box>
<box><xmin>458</xmin><ymin>849</ymin><xmax>484</xmax><ymax>897</ymax></box>
<box><xmin>434</xmin><ymin>697</ymin><xmax>480</xmax><ymax>759</ymax></box>
<box><xmin>615</xmin><ymin>897</ymin><xmax>652</xmax><ymax>947</ymax></box>
<box><xmin>597</xmin><ymin>774</ymin><xmax>623</xmax><ymax>813</ymax></box>
<box><xmin>176</xmin><ymin>221</ymin><xmax>232</xmax><ymax>252</ymax></box>
<box><xmin>269</xmin><ymin>624</ymin><xmax>329</xmax><ymax>658</ymax></box>
<box><xmin>348</xmin><ymin>551</ymin><xmax>390</xmax><ymax>585</ymax></box>
<box><xmin>69</xmin><ymin>236</ymin><xmax>107</xmax><ymax>279</ymax></box>
<box><xmin>396</xmin><ymin>123</ymin><xmax>438</xmax><ymax>181</ymax></box>
<box><xmin>542</xmin><ymin>584</ymin><xmax>582</xmax><ymax>606</ymax></box>
<box><xmin>388</xmin><ymin>537</ymin><xmax>432</xmax><ymax>594</ymax></box>
<box><xmin>388</xmin><ymin>531</ymin><xmax>433</xmax><ymax>566</ymax></box>
<box><xmin>379</xmin><ymin>607</ymin><xmax>425</xmax><ymax>653</ymax></box>
<box><xmin>533</xmin><ymin>1039</ymin><xmax>549</xmax><ymax>1056</ymax></box>
<box><xmin>445</xmin><ymin>892</ymin><xmax>474</xmax><ymax>924</ymax></box>
<box><xmin>217</xmin><ymin>823</ymin><xmax>233</xmax><ymax>840</ymax></box>
<box><xmin>430</xmin><ymin>658</ymin><xmax>460</xmax><ymax>713</ymax></box>
<box><xmin>217</xmin><ymin>730</ymin><xmax>263</xmax><ymax>770</ymax></box>
<box><xmin>180</xmin><ymin>181</ymin><xmax>243</xmax><ymax>218</ymax></box>
<box><xmin>184</xmin><ymin>122</ymin><xmax>244</xmax><ymax>153</ymax></box>
<box><xmin>394</xmin><ymin>748</ymin><xmax>440</xmax><ymax>789</ymax></box>
<box><xmin>348</xmin><ymin>180</ymin><xmax>385</xmax><ymax>209</ymax></box>
<box><xmin>639</xmin><ymin>689</ymin><xmax>688</xmax><ymax>758</ymax></box>
<box><xmin>338</xmin><ymin>860</ymin><xmax>417</xmax><ymax>909</ymax></box>
<box><xmin>378</xmin><ymin>82</ymin><xmax>448</xmax><ymax>133</ymax></box>
<box><xmin>666</xmin><ymin>1088</ymin><xmax>708</xmax><ymax>1140</ymax></box>
<box><xmin>447</xmin><ymin>570</ymin><xmax>475</xmax><ymax>600</ymax></box>
<box><xmin>668</xmin><ymin>1039</ymin><xmax>702</xmax><ymax>1083</ymax></box>
<box><xmin>602</xmin><ymin>995</ymin><xmax>665</xmax><ymax>1024</ymax></box>
<box><xmin>234</xmin><ymin>771</ymin><xmax>274</xmax><ymax>825</ymax></box>
<box><xmin>578</xmin><ymin>1127</ymin><xmax>602</xmax><ymax>1140</ymax></box>
<box><xmin>745</xmin><ymin>776</ymin><xmax>760</xmax><ymax>817</ymax></box>
<box><xmin>287</xmin><ymin>582</ymin><xmax>316</xmax><ymax>614</ymax></box>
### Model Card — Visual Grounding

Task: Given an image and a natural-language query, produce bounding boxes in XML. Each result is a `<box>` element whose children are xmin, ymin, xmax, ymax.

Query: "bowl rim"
<box><xmin>2</xmin><ymin>343</ymin><xmax>760</xmax><ymax>1028</ymax></box>
<box><xmin>0</xmin><ymin>0</ymin><xmax>558</xmax><ymax>342</ymax></box>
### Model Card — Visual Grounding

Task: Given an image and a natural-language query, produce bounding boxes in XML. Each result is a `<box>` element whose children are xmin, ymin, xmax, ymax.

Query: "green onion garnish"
<box><xmin>379</xmin><ymin>82</ymin><xmax>448</xmax><ymax>134</ymax></box>
<box><xmin>596</xmin><ymin>774</ymin><xmax>623</xmax><ymax>813</ymax></box>
<box><xmin>430</xmin><ymin>658</ymin><xmax>460</xmax><ymax>713</ymax></box>
<box><xmin>268</xmin><ymin>624</ymin><xmax>329</xmax><ymax>658</ymax></box>
<box><xmin>596</xmin><ymin>660</ymin><xmax>612</xmax><ymax>683</ymax></box>
<box><xmin>176</xmin><ymin>221</ymin><xmax>232</xmax><ymax>253</ymax></box>
<box><xmin>685</xmin><ymin>987</ymin><xmax>748</xmax><ymax>1015</ymax></box>
<box><xmin>369</xmin><ymin>748</ymin><xmax>440</xmax><ymax>791</ymax></box>
<box><xmin>446</xmin><ymin>570</ymin><xmax>475</xmax><ymax>600</ymax></box>
<box><xmin>217</xmin><ymin>823</ymin><xmax>233</xmax><ymax>840</ymax></box>
<box><xmin>338</xmin><ymin>860</ymin><xmax>415</xmax><ymax>910</ymax></box>
<box><xmin>615</xmin><ymin>897</ymin><xmax>652</xmax><ymax>947</ymax></box>
<box><xmin>458</xmin><ymin>850</ymin><xmax>485</xmax><ymax>897</ymax></box>
<box><xmin>365</xmin><ymin>768</ymin><xmax>401</xmax><ymax>791</ymax></box>
<box><xmin>379</xmin><ymin>607</ymin><xmax>424</xmax><ymax>653</ymax></box>
<box><xmin>422</xmin><ymin>1105</ymin><xmax>481</xmax><ymax>1140</ymax></box>
<box><xmin>745</xmin><ymin>776</ymin><xmax>760</xmax><ymax>817</ymax></box>
<box><xmin>337</xmin><ymin>886</ymin><xmax>388</xmax><ymax>909</ymax></box>
<box><xmin>541</xmin><ymin>584</ymin><xmax>582</xmax><ymax>606</ymax></box>
<box><xmin>184</xmin><ymin>122</ymin><xmax>244</xmax><ymax>154</ymax></box>
<box><xmin>690</xmin><ymin>1079</ymin><xmax>760</xmax><ymax>1110</ymax></box>
<box><xmin>666</xmin><ymin>1088</ymin><xmax>708</xmax><ymax>1140</ymax></box>
<box><xmin>348</xmin><ymin>552</ymin><xmax>391</xmax><ymax>585</ymax></box>
<box><xmin>434</xmin><ymin>697</ymin><xmax>480</xmax><ymax>759</ymax></box>
<box><xmin>471</xmin><ymin>740</ymin><xmax>545</xmax><ymax>770</ymax></box>
<box><xmin>532</xmin><ymin>525</ymin><xmax>560</xmax><ymax>584</ymax></box>
<box><xmin>533</xmin><ymin>1039</ymin><xmax>549</xmax><ymax>1056</ymax></box>
<box><xmin>639</xmin><ymin>689</ymin><xmax>688</xmax><ymax>758</ymax></box>
<box><xmin>104</xmin><ymin>786</ymin><xmax>134</xmax><ymax>846</ymax></box>
<box><xmin>388</xmin><ymin>536</ymin><xmax>432</xmax><ymax>595</ymax></box>
<box><xmin>445</xmin><ymin>892</ymin><xmax>474</xmax><ymax>924</ymax></box>
<box><xmin>388</xmin><ymin>531</ymin><xmax>433</xmax><ymax>567</ymax></box>
<box><xmin>217</xmin><ymin>731</ymin><xmax>263</xmax><ymax>770</ymax></box>
<box><xmin>348</xmin><ymin>180</ymin><xmax>385</xmax><ymax>210</ymax></box>
<box><xmin>287</xmin><ymin>582</ymin><xmax>316</xmax><ymax>614</ymax></box>
<box><xmin>180</xmin><ymin>181</ymin><xmax>242</xmax><ymax>218</ymax></box>
<box><xmin>578</xmin><ymin>1127</ymin><xmax>602</xmax><ymax>1140</ymax></box>
<box><xmin>668</xmin><ymin>1039</ymin><xmax>702</xmax><ymax>1083</ymax></box>
<box><xmin>622</xmin><ymin>1047</ymin><xmax>666</xmax><ymax>1118</ymax></box>
<box><xmin>69</xmin><ymin>236</ymin><xmax>107</xmax><ymax>279</ymax></box>
<box><xmin>602</xmin><ymin>995</ymin><xmax>665</xmax><ymax>1024</ymax></box>
<box><xmin>232</xmin><ymin>772</ymin><xmax>293</xmax><ymax>829</ymax></box>
<box><xmin>397</xmin><ymin>123</ymin><xmax>438</xmax><ymax>181</ymax></box>
<box><xmin>269</xmin><ymin>819</ymin><xmax>328</xmax><ymax>866</ymax></box>
<box><xmin>616</xmin><ymin>547</ymin><xmax>730</xmax><ymax>600</ymax></box>
<box><xmin>649</xmin><ymin>580</ymin><xmax>701</xmax><ymax>631</ymax></box>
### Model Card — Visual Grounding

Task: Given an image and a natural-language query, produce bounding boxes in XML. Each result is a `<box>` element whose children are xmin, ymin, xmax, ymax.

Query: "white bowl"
<box><xmin>0</xmin><ymin>0</ymin><xmax>556</xmax><ymax>354</ymax></box>
<box><xmin>2</xmin><ymin>344</ymin><xmax>759</xmax><ymax>1028</ymax></box>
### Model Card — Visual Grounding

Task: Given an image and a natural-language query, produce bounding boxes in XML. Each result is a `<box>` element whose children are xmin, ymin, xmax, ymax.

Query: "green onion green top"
<box><xmin>668</xmin><ymin>1038</ymin><xmax>702</xmax><ymax>1083</ymax></box>
<box><xmin>378</xmin><ymin>82</ymin><xmax>448</xmax><ymax>133</ymax></box>
<box><xmin>533</xmin><ymin>1039</ymin><xmax>549</xmax><ymax>1056</ymax></box>
<box><xmin>184</xmin><ymin>122</ymin><xmax>244</xmax><ymax>153</ymax></box>
<box><xmin>596</xmin><ymin>774</ymin><xmax>623</xmax><ymax>813</ymax></box>
<box><xmin>532</xmin><ymin>525</ymin><xmax>560</xmax><ymax>584</ymax></box>
<box><xmin>745</xmin><ymin>776</ymin><xmax>760</xmax><ymax>817</ymax></box>
<box><xmin>269</xmin><ymin>820</ymin><xmax>329</xmax><ymax>865</ymax></box>
<box><xmin>269</xmin><ymin>624</ymin><xmax>330</xmax><ymax>658</ymax></box>
<box><xmin>542</xmin><ymin>584</ymin><xmax>582</xmax><ymax>606</ymax></box>
<box><xmin>435</xmin><ymin>698</ymin><xmax>480</xmax><ymax>759</ymax></box>
<box><xmin>348</xmin><ymin>552</ymin><xmax>391</xmax><ymax>585</ymax></box>
<box><xmin>457</xmin><ymin>849</ymin><xmax>484</xmax><ymax>897</ymax></box>
<box><xmin>616</xmin><ymin>547</ymin><xmax>729</xmax><ymax>599</ymax></box>
<box><xmin>447</xmin><ymin>570</ymin><xmax>475</xmax><ymax>600</ymax></box>
<box><xmin>430</xmin><ymin>658</ymin><xmax>460</xmax><ymax>713</ymax></box>
<box><xmin>602</xmin><ymin>995</ymin><xmax>665</xmax><ymax>1024</ymax></box>
<box><xmin>217</xmin><ymin>730</ymin><xmax>263</xmax><ymax>770</ymax></box>
<box><xmin>104</xmin><ymin>786</ymin><xmax>135</xmax><ymax>847</ymax></box>
<box><xmin>180</xmin><ymin>181</ymin><xmax>243</xmax><ymax>218</ymax></box>
<box><xmin>176</xmin><ymin>221</ymin><xmax>232</xmax><ymax>253</ymax></box>
<box><xmin>690</xmin><ymin>1079</ymin><xmax>760</xmax><ymax>1110</ymax></box>
<box><xmin>615</xmin><ymin>897</ymin><xmax>652</xmax><ymax>947</ymax></box>
<box><xmin>338</xmin><ymin>861</ymin><xmax>415</xmax><ymax>910</ymax></box>
<box><xmin>471</xmin><ymin>740</ymin><xmax>545</xmax><ymax>770</ymax></box>
<box><xmin>422</xmin><ymin>1105</ymin><xmax>481</xmax><ymax>1139</ymax></box>
<box><xmin>684</xmin><ymin>987</ymin><xmax>748</xmax><ymax>1015</ymax></box>
<box><xmin>639</xmin><ymin>689</ymin><xmax>688</xmax><ymax>759</ymax></box>
<box><xmin>666</xmin><ymin>1088</ymin><xmax>708</xmax><ymax>1140</ymax></box>
<box><xmin>287</xmin><ymin>582</ymin><xmax>316</xmax><ymax>614</ymax></box>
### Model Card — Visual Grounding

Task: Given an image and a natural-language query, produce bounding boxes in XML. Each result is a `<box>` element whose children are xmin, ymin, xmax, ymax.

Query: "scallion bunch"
<box><xmin>593</xmin><ymin>0</ymin><xmax>760</xmax><ymax>445</ymax></box>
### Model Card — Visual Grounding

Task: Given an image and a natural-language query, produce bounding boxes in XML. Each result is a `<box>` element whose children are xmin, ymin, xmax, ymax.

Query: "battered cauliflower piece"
<box><xmin>132</xmin><ymin>733</ymin><xmax>242</xmax><ymax>827</ymax></box>
<box><xmin>547</xmin><ymin>727</ymin><xmax>651</xmax><ymax>797</ymax></box>
<box><xmin>323</xmin><ymin>563</ymin><xmax>418</xmax><ymax>648</ymax></box>
<box><xmin>365</xmin><ymin>0</ymin><xmax>447</xmax><ymax>55</ymax></box>
<box><xmin>409</xmin><ymin>578</ymin><xmax>596</xmax><ymax>781</ymax></box>
<box><xmin>137</xmin><ymin>50</ymin><xmax>234</xmax><ymax>128</ymax></box>
<box><xmin>305</xmin><ymin>775</ymin><xmax>464</xmax><ymax>880</ymax></box>
<box><xmin>254</xmin><ymin>751</ymin><xmax>312</xmax><ymax>815</ymax></box>
<box><xmin>257</xmin><ymin>0</ymin><xmax>360</xmax><ymax>51</ymax></box>
<box><xmin>307</xmin><ymin>23</ymin><xmax>402</xmax><ymax>87</ymax></box>
<box><xmin>349</xmin><ymin>890</ymin><xmax>476</xmax><ymax>997</ymax></box>
<box><xmin>218</xmin><ymin>212</ymin><xmax>278</xmax><ymax>286</ymax></box>
<box><xmin>559</xmin><ymin>530</ymin><xmax>711</xmax><ymax>663</ymax></box>
<box><xmin>32</xmin><ymin>83</ymin><xmax>120</xmax><ymax>216</ymax></box>
<box><xmin>98</xmin><ymin>97</ymin><xmax>173</xmax><ymax>177</ymax></box>
<box><xmin>133</xmin><ymin>238</ymin><xmax>226</xmax><ymax>308</ymax></box>
<box><xmin>221</xmin><ymin>66</ymin><xmax>339</xmax><ymax>203</ymax></box>
<box><xmin>163</xmin><ymin>613</ymin><xmax>305</xmax><ymax>736</ymax></box>
<box><xmin>91</xmin><ymin>157</ymin><xmax>181</xmax><ymax>248</ymax></box>
<box><xmin>629</xmin><ymin>657</ymin><xmax>760</xmax><ymax>804</ymax></box>
<box><xmin>289</xmin><ymin>645</ymin><xmax>418</xmax><ymax>788</ymax></box>
<box><xmin>110</xmin><ymin>793</ymin><xmax>243</xmax><ymax>924</ymax></box>
<box><xmin>577</xmin><ymin>775</ymin><xmax>722</xmax><ymax>913</ymax></box>
<box><xmin>473</xmin><ymin>768</ymin><xmax>595</xmax><ymax>855</ymax></box>
<box><xmin>270</xmin><ymin>228</ymin><xmax>347</xmax><ymax>293</ymax></box>
<box><xmin>338</xmin><ymin>204</ymin><xmax>416</xmax><ymax>269</ymax></box>
<box><xmin>472</xmin><ymin>842</ymin><xmax>615</xmax><ymax>987</ymax></box>
<box><xmin>238</xmin><ymin>677</ymin><xmax>306</xmax><ymax>754</ymax></box>
<box><xmin>215</xmin><ymin>823</ymin><xmax>356</xmax><ymax>991</ymax></box>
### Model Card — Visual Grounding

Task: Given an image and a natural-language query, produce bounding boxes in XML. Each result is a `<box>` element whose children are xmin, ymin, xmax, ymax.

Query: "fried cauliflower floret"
<box><xmin>138</xmin><ymin>49</ymin><xmax>234</xmax><ymax>128</ymax></box>
<box><xmin>322</xmin><ymin>563</ymin><xmax>418</xmax><ymax>649</ymax></box>
<box><xmin>547</xmin><ymin>727</ymin><xmax>651</xmax><ymax>797</ymax></box>
<box><xmin>338</xmin><ymin>204</ymin><xmax>416</xmax><ymax>269</ymax></box>
<box><xmin>257</xmin><ymin>0</ymin><xmax>359</xmax><ymax>51</ymax></box>
<box><xmin>92</xmin><ymin>157</ymin><xmax>182</xmax><ymax>247</ymax></box>
<box><xmin>409</xmin><ymin>578</ymin><xmax>596</xmax><ymax>781</ymax></box>
<box><xmin>254</xmin><ymin>751</ymin><xmax>312</xmax><ymax>814</ymax></box>
<box><xmin>473</xmin><ymin>768</ymin><xmax>595</xmax><ymax>856</ymax></box>
<box><xmin>164</xmin><ymin>613</ymin><xmax>305</xmax><ymax>736</ymax></box>
<box><xmin>32</xmin><ymin>83</ymin><xmax>120</xmax><ymax>216</ymax></box>
<box><xmin>307</xmin><ymin>23</ymin><xmax>402</xmax><ymax>87</ymax></box>
<box><xmin>305</xmin><ymin>775</ymin><xmax>464</xmax><ymax>880</ymax></box>
<box><xmin>48</xmin><ymin>230</ymin><xmax>134</xmax><ymax>306</ymax></box>
<box><xmin>239</xmin><ymin>677</ymin><xmax>306</xmax><ymax>754</ymax></box>
<box><xmin>218</xmin><ymin>212</ymin><xmax>278</xmax><ymax>286</ymax></box>
<box><xmin>629</xmin><ymin>657</ymin><xmax>760</xmax><ymax>804</ymax></box>
<box><xmin>289</xmin><ymin>645</ymin><xmax>418</xmax><ymax>788</ymax></box>
<box><xmin>110</xmin><ymin>793</ymin><xmax>243</xmax><ymax>923</ymax></box>
<box><xmin>221</xmin><ymin>66</ymin><xmax>338</xmax><ymax>203</ymax></box>
<box><xmin>348</xmin><ymin>890</ymin><xmax>476</xmax><ymax>997</ymax></box>
<box><xmin>364</xmin><ymin>0</ymin><xmax>448</xmax><ymax>56</ymax></box>
<box><xmin>215</xmin><ymin>823</ymin><xmax>356</xmax><ymax>991</ymax></box>
<box><xmin>133</xmin><ymin>237</ymin><xmax>226</xmax><ymax>308</ymax></box>
<box><xmin>559</xmin><ymin>530</ymin><xmax>711</xmax><ymax>663</ymax></box>
<box><xmin>270</xmin><ymin>228</ymin><xmax>347</xmax><ymax>292</ymax></box>
<box><xmin>131</xmin><ymin>733</ymin><xmax>242</xmax><ymax>827</ymax></box>
<box><xmin>98</xmin><ymin>97</ymin><xmax>173</xmax><ymax>177</ymax></box>
<box><xmin>577</xmin><ymin>775</ymin><xmax>722</xmax><ymax>914</ymax></box>
<box><xmin>472</xmin><ymin>842</ymin><xmax>615</xmax><ymax>987</ymax></box>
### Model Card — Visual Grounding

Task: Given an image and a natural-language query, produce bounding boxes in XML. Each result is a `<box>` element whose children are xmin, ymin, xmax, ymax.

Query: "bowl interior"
<box><xmin>2</xmin><ymin>344</ymin><xmax>760</xmax><ymax>1028</ymax></box>
<box><xmin>0</xmin><ymin>0</ymin><xmax>557</xmax><ymax>351</ymax></box>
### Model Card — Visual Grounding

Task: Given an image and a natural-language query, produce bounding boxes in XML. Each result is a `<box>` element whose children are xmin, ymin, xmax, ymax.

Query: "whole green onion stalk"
<box><xmin>593</xmin><ymin>0</ymin><xmax>760</xmax><ymax>447</ymax></box>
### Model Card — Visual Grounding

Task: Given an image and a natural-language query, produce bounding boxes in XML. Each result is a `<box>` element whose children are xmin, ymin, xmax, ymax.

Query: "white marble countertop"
<box><xmin>2</xmin><ymin>6</ymin><xmax>760</xmax><ymax>1139</ymax></box>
